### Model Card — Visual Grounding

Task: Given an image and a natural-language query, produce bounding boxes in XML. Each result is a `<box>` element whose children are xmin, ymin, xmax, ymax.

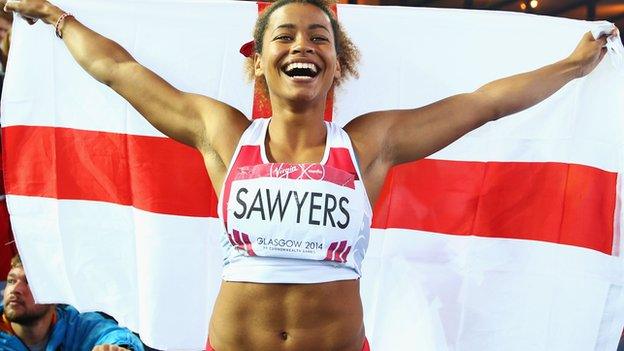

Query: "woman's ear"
<box><xmin>254</xmin><ymin>53</ymin><xmax>264</xmax><ymax>78</ymax></box>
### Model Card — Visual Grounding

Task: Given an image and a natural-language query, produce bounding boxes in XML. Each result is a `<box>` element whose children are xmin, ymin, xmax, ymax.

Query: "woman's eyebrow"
<box><xmin>272</xmin><ymin>23</ymin><xmax>296</xmax><ymax>34</ymax></box>
<box><xmin>309</xmin><ymin>24</ymin><xmax>330</xmax><ymax>33</ymax></box>
<box><xmin>272</xmin><ymin>23</ymin><xmax>330</xmax><ymax>34</ymax></box>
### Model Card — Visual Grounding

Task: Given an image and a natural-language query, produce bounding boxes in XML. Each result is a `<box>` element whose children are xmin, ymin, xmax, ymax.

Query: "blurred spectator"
<box><xmin>1</xmin><ymin>255</ymin><xmax>145</xmax><ymax>350</ymax></box>
<box><xmin>0</xmin><ymin>13</ymin><xmax>10</xmax><ymax>68</ymax></box>
<box><xmin>0</xmin><ymin>195</ymin><xmax>15</xmax><ymax>292</ymax></box>
<box><xmin>1</xmin><ymin>26</ymin><xmax>10</xmax><ymax>73</ymax></box>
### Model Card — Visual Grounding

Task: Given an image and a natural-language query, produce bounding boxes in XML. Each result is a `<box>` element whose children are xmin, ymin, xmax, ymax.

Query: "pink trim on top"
<box><xmin>233</xmin><ymin>162</ymin><xmax>355</xmax><ymax>189</ymax></box>
<box><xmin>326</xmin><ymin>147</ymin><xmax>359</xmax><ymax>180</ymax></box>
<box><xmin>220</xmin><ymin>145</ymin><xmax>263</xmax><ymax>229</ymax></box>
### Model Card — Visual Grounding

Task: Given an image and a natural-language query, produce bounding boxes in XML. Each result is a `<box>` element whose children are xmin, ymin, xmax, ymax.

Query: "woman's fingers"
<box><xmin>601</xmin><ymin>26</ymin><xmax>619</xmax><ymax>42</ymax></box>
<box><xmin>3</xmin><ymin>0</ymin><xmax>20</xmax><ymax>12</ymax></box>
<box><xmin>596</xmin><ymin>34</ymin><xmax>608</xmax><ymax>45</ymax></box>
<box><xmin>2</xmin><ymin>0</ymin><xmax>43</xmax><ymax>24</ymax></box>
<box><xmin>567</xmin><ymin>30</ymin><xmax>611</xmax><ymax>77</ymax></box>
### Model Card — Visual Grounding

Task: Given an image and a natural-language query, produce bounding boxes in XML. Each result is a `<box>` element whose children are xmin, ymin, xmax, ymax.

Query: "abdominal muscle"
<box><xmin>208</xmin><ymin>279</ymin><xmax>365</xmax><ymax>351</ymax></box>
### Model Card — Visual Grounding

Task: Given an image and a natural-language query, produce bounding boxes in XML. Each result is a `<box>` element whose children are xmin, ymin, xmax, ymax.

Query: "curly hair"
<box><xmin>246</xmin><ymin>0</ymin><xmax>360</xmax><ymax>90</ymax></box>
<box><xmin>10</xmin><ymin>254</ymin><xmax>22</xmax><ymax>269</ymax></box>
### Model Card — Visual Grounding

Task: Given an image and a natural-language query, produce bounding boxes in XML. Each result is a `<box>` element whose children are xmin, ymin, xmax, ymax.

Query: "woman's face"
<box><xmin>255</xmin><ymin>3</ymin><xmax>341</xmax><ymax>106</ymax></box>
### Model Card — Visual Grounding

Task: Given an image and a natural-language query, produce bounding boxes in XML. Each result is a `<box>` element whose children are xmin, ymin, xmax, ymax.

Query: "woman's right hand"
<box><xmin>565</xmin><ymin>28</ymin><xmax>617</xmax><ymax>78</ymax></box>
<box><xmin>2</xmin><ymin>0</ymin><xmax>62</xmax><ymax>25</ymax></box>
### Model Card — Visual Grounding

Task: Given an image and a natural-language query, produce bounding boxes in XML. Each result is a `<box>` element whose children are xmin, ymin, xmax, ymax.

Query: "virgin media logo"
<box><xmin>269</xmin><ymin>163</ymin><xmax>326</xmax><ymax>180</ymax></box>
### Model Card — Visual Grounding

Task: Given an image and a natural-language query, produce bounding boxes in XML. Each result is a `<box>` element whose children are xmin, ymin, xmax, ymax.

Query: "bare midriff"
<box><xmin>209</xmin><ymin>279</ymin><xmax>365</xmax><ymax>351</ymax></box>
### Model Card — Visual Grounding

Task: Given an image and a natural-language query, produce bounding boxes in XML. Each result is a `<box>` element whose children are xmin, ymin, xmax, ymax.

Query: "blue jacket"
<box><xmin>0</xmin><ymin>304</ymin><xmax>144</xmax><ymax>351</ymax></box>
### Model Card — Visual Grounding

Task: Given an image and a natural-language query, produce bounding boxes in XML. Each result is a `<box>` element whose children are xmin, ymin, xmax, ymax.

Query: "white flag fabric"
<box><xmin>2</xmin><ymin>1</ymin><xmax>624</xmax><ymax>350</ymax></box>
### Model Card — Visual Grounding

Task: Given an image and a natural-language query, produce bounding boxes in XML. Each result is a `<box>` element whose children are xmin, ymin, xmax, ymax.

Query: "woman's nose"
<box><xmin>291</xmin><ymin>37</ymin><xmax>314</xmax><ymax>54</ymax></box>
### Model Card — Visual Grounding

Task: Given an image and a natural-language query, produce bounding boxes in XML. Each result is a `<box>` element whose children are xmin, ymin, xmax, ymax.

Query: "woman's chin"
<box><xmin>285</xmin><ymin>89</ymin><xmax>328</xmax><ymax>105</ymax></box>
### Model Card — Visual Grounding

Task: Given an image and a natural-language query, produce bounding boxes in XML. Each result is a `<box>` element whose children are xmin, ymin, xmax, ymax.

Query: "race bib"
<box><xmin>226</xmin><ymin>163</ymin><xmax>365</xmax><ymax>262</ymax></box>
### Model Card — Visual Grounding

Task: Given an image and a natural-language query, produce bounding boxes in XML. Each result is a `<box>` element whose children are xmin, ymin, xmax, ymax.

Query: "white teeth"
<box><xmin>285</xmin><ymin>62</ymin><xmax>318</xmax><ymax>73</ymax></box>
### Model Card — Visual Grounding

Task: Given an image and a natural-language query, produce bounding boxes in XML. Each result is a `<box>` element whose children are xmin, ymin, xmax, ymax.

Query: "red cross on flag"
<box><xmin>2</xmin><ymin>1</ymin><xmax>623</xmax><ymax>349</ymax></box>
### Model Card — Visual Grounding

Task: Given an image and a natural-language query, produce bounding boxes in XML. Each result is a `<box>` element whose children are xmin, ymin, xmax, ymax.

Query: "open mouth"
<box><xmin>282</xmin><ymin>62</ymin><xmax>319</xmax><ymax>79</ymax></box>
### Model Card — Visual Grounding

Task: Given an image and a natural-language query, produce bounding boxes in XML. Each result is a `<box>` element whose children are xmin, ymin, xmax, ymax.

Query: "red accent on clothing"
<box><xmin>227</xmin><ymin>234</ymin><xmax>237</xmax><ymax>247</ymax></box>
<box><xmin>229</xmin><ymin>230</ymin><xmax>257</xmax><ymax>256</ymax></box>
<box><xmin>232</xmin><ymin>230</ymin><xmax>243</xmax><ymax>246</ymax></box>
<box><xmin>239</xmin><ymin>40</ymin><xmax>255</xmax><ymax>57</ymax></box>
<box><xmin>220</xmin><ymin>145</ymin><xmax>263</xmax><ymax>232</ymax></box>
<box><xmin>233</xmin><ymin>163</ymin><xmax>355</xmax><ymax>189</ymax></box>
<box><xmin>333</xmin><ymin>240</ymin><xmax>347</xmax><ymax>262</ymax></box>
<box><xmin>340</xmin><ymin>245</ymin><xmax>352</xmax><ymax>263</ymax></box>
<box><xmin>325</xmin><ymin>147</ymin><xmax>359</xmax><ymax>180</ymax></box>
<box><xmin>324</xmin><ymin>241</ymin><xmax>338</xmax><ymax>260</ymax></box>
<box><xmin>241</xmin><ymin>232</ymin><xmax>257</xmax><ymax>256</ymax></box>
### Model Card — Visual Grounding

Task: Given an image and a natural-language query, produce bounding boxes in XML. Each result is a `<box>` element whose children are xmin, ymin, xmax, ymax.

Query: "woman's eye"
<box><xmin>275</xmin><ymin>35</ymin><xmax>293</xmax><ymax>41</ymax></box>
<box><xmin>312</xmin><ymin>36</ymin><xmax>329</xmax><ymax>42</ymax></box>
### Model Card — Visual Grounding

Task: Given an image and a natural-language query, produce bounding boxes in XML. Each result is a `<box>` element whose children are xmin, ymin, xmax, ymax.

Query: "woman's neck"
<box><xmin>266</xmin><ymin>100</ymin><xmax>328</xmax><ymax>163</ymax></box>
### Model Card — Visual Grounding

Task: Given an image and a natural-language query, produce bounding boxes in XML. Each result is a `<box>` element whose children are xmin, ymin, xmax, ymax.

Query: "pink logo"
<box><xmin>236</xmin><ymin>163</ymin><xmax>355</xmax><ymax>189</ymax></box>
<box><xmin>324</xmin><ymin>240</ymin><xmax>351</xmax><ymax>263</ymax></box>
<box><xmin>300</xmin><ymin>164</ymin><xmax>325</xmax><ymax>180</ymax></box>
<box><xmin>228</xmin><ymin>229</ymin><xmax>256</xmax><ymax>256</ymax></box>
<box><xmin>270</xmin><ymin>163</ymin><xmax>301</xmax><ymax>178</ymax></box>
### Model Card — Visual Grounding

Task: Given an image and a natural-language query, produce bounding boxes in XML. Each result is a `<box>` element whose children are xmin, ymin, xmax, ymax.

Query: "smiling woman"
<box><xmin>246</xmin><ymin>0</ymin><xmax>360</xmax><ymax>92</ymax></box>
<box><xmin>253</xmin><ymin>3</ymin><xmax>343</xmax><ymax>110</ymax></box>
<box><xmin>0</xmin><ymin>0</ymin><xmax>617</xmax><ymax>349</ymax></box>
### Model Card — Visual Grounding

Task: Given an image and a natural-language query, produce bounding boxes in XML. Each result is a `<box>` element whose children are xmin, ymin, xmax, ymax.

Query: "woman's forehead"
<box><xmin>267</xmin><ymin>3</ymin><xmax>332</xmax><ymax>31</ymax></box>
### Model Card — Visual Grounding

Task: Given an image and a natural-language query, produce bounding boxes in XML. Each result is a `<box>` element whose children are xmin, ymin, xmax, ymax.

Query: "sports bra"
<box><xmin>218</xmin><ymin>118</ymin><xmax>372</xmax><ymax>283</ymax></box>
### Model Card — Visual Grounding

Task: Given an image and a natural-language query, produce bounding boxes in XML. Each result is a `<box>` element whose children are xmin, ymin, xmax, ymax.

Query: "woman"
<box><xmin>2</xmin><ymin>0</ymin><xmax>617</xmax><ymax>350</ymax></box>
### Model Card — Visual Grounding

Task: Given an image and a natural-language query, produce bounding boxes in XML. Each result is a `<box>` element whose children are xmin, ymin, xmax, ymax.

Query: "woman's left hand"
<box><xmin>567</xmin><ymin>26</ymin><xmax>619</xmax><ymax>78</ymax></box>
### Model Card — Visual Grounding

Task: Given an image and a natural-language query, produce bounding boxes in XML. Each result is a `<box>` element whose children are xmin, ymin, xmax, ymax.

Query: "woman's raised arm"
<box><xmin>3</xmin><ymin>0</ymin><xmax>248</xmax><ymax>156</ymax></box>
<box><xmin>346</xmin><ymin>29</ymin><xmax>618</xmax><ymax>201</ymax></box>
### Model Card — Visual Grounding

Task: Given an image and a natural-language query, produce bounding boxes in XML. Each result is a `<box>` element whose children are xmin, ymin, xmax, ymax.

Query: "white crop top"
<box><xmin>217</xmin><ymin>118</ymin><xmax>372</xmax><ymax>283</ymax></box>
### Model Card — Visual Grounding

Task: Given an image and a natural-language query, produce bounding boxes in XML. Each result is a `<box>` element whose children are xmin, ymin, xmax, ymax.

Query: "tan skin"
<box><xmin>3</xmin><ymin>267</ymin><xmax>55</xmax><ymax>347</ymax></box>
<box><xmin>3</xmin><ymin>266</ymin><xmax>130</xmax><ymax>351</ymax></box>
<box><xmin>2</xmin><ymin>0</ymin><xmax>618</xmax><ymax>350</ymax></box>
